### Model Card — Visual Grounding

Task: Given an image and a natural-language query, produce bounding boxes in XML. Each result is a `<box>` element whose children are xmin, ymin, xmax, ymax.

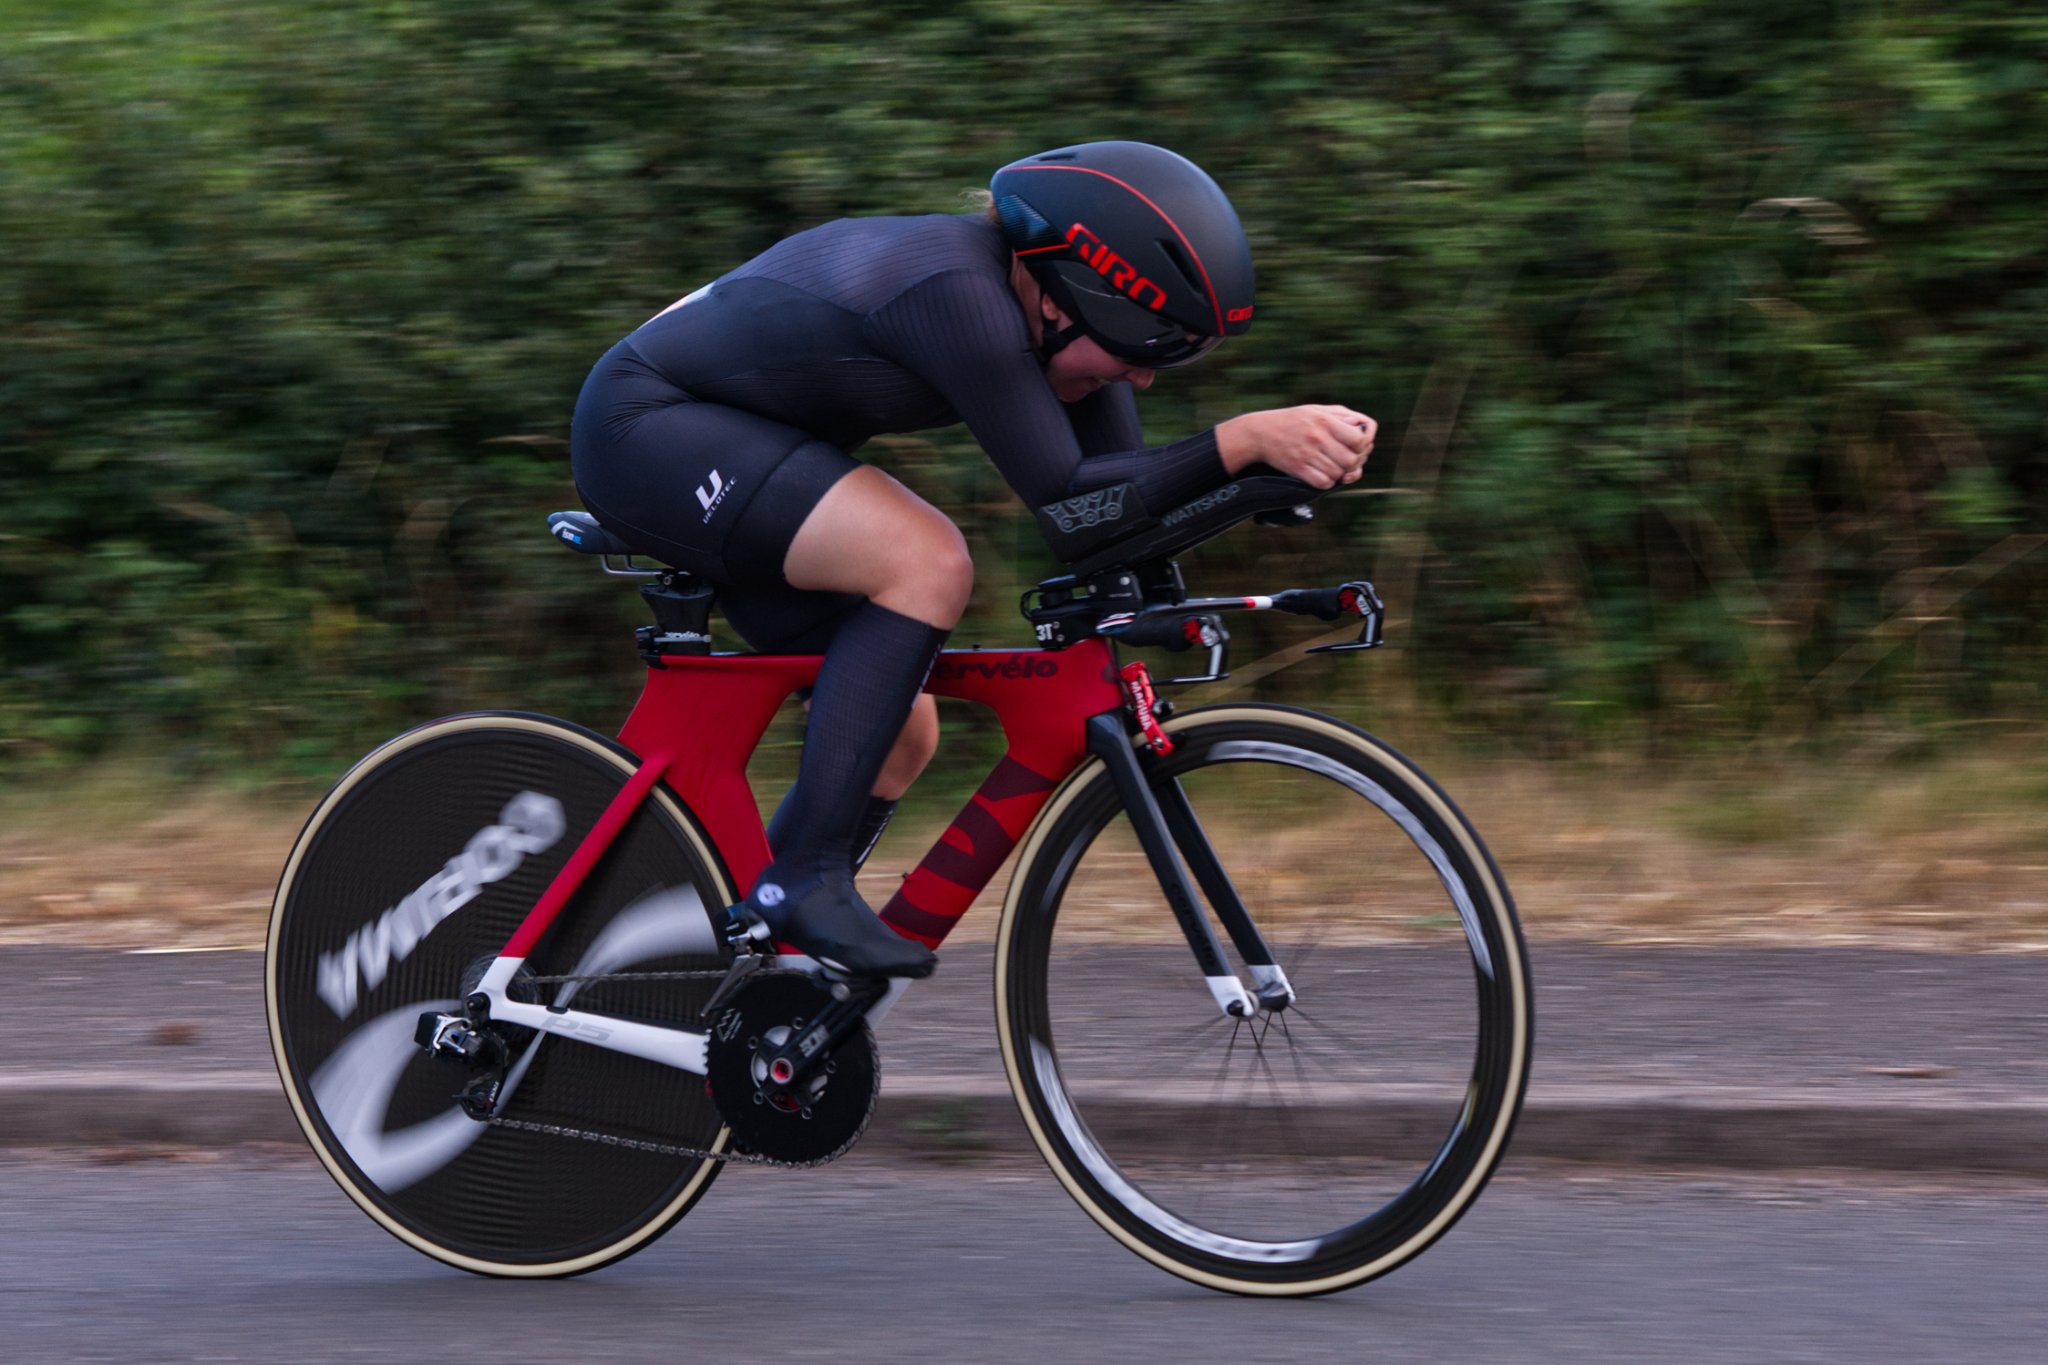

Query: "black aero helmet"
<box><xmin>991</xmin><ymin>141</ymin><xmax>1254</xmax><ymax>368</ymax></box>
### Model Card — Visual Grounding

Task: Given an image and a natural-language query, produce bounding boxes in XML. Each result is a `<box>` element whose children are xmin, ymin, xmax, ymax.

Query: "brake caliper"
<box><xmin>1118</xmin><ymin>660</ymin><xmax>1174</xmax><ymax>755</ymax></box>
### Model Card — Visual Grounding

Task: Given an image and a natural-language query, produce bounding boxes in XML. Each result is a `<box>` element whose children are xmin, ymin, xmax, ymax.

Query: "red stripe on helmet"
<box><xmin>1006</xmin><ymin>164</ymin><xmax>1225</xmax><ymax>336</ymax></box>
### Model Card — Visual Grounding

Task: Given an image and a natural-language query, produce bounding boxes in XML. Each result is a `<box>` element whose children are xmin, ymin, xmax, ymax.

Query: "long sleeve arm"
<box><xmin>866</xmin><ymin>269</ymin><xmax>1227</xmax><ymax>514</ymax></box>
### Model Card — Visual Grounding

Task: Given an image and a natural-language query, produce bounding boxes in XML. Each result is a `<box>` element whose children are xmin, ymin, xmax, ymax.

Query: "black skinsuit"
<box><xmin>571</xmin><ymin>212</ymin><xmax>1226</xmax><ymax>649</ymax></box>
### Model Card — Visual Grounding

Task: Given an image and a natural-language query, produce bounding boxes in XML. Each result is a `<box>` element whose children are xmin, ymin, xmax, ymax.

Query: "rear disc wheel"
<box><xmin>267</xmin><ymin>712</ymin><xmax>737</xmax><ymax>1277</ymax></box>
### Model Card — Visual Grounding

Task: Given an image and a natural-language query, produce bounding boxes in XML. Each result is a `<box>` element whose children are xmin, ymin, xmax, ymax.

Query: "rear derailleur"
<box><xmin>414</xmin><ymin>957</ymin><xmax>539</xmax><ymax>1120</ymax></box>
<box><xmin>414</xmin><ymin>1011</ymin><xmax>512</xmax><ymax>1120</ymax></box>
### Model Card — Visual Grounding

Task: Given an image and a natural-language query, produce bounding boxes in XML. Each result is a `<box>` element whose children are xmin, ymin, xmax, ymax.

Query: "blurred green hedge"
<box><xmin>2</xmin><ymin>0</ymin><xmax>2042</xmax><ymax>773</ymax></box>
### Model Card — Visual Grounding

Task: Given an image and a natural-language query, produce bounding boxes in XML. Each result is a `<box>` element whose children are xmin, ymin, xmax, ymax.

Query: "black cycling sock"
<box><xmin>766</xmin><ymin>603</ymin><xmax>947</xmax><ymax>882</ymax></box>
<box><xmin>850</xmin><ymin>797</ymin><xmax>898</xmax><ymax>872</ymax></box>
<box><xmin>767</xmin><ymin>793</ymin><xmax>899</xmax><ymax>873</ymax></box>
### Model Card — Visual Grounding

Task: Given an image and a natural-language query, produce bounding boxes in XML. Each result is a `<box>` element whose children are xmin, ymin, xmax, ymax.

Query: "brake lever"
<box><xmin>1099</xmin><ymin>611</ymin><xmax>1232</xmax><ymax>685</ymax></box>
<box><xmin>1303</xmin><ymin>581</ymin><xmax>1385</xmax><ymax>653</ymax></box>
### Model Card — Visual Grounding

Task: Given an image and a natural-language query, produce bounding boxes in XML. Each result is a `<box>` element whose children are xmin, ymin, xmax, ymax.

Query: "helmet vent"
<box><xmin>1156</xmin><ymin>238</ymin><xmax>1204</xmax><ymax>293</ymax></box>
<box><xmin>996</xmin><ymin>195</ymin><xmax>1061</xmax><ymax>249</ymax></box>
<box><xmin>1034</xmin><ymin>151</ymin><xmax>1079</xmax><ymax>162</ymax></box>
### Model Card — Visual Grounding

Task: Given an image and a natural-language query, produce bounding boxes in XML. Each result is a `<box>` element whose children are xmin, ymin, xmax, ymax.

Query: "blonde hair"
<box><xmin>963</xmin><ymin>188</ymin><xmax>1000</xmax><ymax>223</ymax></box>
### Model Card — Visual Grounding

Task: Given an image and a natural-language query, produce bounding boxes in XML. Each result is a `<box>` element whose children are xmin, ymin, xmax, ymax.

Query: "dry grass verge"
<box><xmin>4</xmin><ymin>740</ymin><xmax>2043</xmax><ymax>952</ymax></box>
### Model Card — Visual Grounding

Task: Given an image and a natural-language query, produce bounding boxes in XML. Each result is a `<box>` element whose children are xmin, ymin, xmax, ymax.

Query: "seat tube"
<box><xmin>498</xmin><ymin>753</ymin><xmax>674</xmax><ymax>962</ymax></box>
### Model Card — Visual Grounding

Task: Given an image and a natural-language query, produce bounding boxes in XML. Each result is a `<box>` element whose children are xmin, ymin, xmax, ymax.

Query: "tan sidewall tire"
<box><xmin>993</xmin><ymin>704</ymin><xmax>1531</xmax><ymax>1296</ymax></box>
<box><xmin>266</xmin><ymin>713</ymin><xmax>735</xmax><ymax>1278</ymax></box>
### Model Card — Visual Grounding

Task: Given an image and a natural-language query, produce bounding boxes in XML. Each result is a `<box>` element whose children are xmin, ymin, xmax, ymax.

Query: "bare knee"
<box><xmin>872</xmin><ymin>517</ymin><xmax>973</xmax><ymax>626</ymax></box>
<box><xmin>784</xmin><ymin>468</ymin><xmax>974</xmax><ymax>627</ymax></box>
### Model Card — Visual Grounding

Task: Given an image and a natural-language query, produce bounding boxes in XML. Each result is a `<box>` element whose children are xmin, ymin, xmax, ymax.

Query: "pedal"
<box><xmin>719</xmin><ymin>900</ymin><xmax>775</xmax><ymax>950</ymax></box>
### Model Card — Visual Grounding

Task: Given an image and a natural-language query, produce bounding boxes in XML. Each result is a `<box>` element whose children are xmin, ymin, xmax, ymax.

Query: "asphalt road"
<box><xmin>5</xmin><ymin>1150</ymin><xmax>2044</xmax><ymax>1363</ymax></box>
<box><xmin>17</xmin><ymin>943</ymin><xmax>2048</xmax><ymax>1097</ymax></box>
<box><xmin>14</xmin><ymin>943</ymin><xmax>2048</xmax><ymax>1175</ymax></box>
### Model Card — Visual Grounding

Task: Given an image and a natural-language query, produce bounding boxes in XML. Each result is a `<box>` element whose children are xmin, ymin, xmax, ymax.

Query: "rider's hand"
<box><xmin>1216</xmin><ymin>406</ymin><xmax>1377</xmax><ymax>489</ymax></box>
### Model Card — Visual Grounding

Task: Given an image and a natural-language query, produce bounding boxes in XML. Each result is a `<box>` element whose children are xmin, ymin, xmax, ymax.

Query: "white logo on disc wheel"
<box><xmin>307</xmin><ymin>885</ymin><xmax>720</xmax><ymax>1192</ymax></box>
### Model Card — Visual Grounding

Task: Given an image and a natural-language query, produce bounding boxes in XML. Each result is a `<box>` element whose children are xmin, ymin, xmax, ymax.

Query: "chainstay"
<box><xmin>485</xmin><ymin>964</ymin><xmax>829</xmax><ymax>1168</ymax></box>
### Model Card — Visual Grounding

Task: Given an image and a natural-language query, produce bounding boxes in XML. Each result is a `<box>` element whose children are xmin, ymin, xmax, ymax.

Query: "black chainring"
<box><xmin>704</xmin><ymin>971</ymin><xmax>878</xmax><ymax>1166</ymax></box>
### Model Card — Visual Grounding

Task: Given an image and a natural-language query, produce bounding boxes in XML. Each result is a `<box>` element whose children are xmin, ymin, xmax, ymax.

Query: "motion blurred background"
<box><xmin>2</xmin><ymin>0</ymin><xmax>2042</xmax><ymax>949</ymax></box>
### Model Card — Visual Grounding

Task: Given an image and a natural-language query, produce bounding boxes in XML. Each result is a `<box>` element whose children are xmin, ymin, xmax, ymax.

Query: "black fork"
<box><xmin>1083</xmin><ymin>712</ymin><xmax>1286</xmax><ymax>1018</ymax></box>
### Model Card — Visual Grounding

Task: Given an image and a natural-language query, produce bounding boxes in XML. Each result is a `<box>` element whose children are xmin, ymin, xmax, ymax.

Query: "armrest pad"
<box><xmin>1034</xmin><ymin>476</ymin><xmax>1325</xmax><ymax>574</ymax></box>
<box><xmin>1032</xmin><ymin>484</ymin><xmax>1159</xmax><ymax>563</ymax></box>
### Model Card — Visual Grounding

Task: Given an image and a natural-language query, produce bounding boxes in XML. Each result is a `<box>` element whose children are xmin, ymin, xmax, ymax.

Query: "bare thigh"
<box><xmin>782</xmin><ymin>466</ymin><xmax>974</xmax><ymax>629</ymax></box>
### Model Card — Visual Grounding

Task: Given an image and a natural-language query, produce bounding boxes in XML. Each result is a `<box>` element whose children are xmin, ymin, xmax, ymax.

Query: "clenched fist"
<box><xmin>1216</xmin><ymin>405</ymin><xmax>1376</xmax><ymax>488</ymax></box>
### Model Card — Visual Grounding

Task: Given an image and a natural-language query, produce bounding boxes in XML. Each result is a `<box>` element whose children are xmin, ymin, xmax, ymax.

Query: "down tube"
<box><xmin>880</xmin><ymin>642</ymin><xmax>1121</xmax><ymax>946</ymax></box>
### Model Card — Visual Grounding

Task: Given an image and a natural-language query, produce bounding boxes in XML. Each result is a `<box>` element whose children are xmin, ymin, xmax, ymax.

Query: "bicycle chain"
<box><xmin>516</xmin><ymin>968</ymin><xmax>731</xmax><ymax>986</ymax></box>
<box><xmin>483</xmin><ymin>1113</ymin><xmax>803</xmax><ymax>1167</ymax></box>
<box><xmin>482</xmin><ymin>964</ymin><xmax>818</xmax><ymax>1168</ymax></box>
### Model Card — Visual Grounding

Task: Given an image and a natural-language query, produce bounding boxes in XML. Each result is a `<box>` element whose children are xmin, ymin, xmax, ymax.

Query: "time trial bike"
<box><xmin>265</xmin><ymin>471</ymin><xmax>1532</xmax><ymax>1297</ymax></box>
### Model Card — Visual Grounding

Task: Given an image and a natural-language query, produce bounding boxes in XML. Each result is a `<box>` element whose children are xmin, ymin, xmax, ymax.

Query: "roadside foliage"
<box><xmin>2</xmin><ymin>0</ymin><xmax>2042</xmax><ymax>773</ymax></box>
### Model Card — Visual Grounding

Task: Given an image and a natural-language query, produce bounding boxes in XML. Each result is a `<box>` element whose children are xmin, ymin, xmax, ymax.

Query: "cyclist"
<box><xmin>570</xmin><ymin>140</ymin><xmax>1376</xmax><ymax>979</ymax></box>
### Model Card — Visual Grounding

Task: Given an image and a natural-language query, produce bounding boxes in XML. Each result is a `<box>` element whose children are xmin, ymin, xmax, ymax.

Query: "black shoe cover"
<box><xmin>742</xmin><ymin>871</ymin><xmax>937</xmax><ymax>979</ymax></box>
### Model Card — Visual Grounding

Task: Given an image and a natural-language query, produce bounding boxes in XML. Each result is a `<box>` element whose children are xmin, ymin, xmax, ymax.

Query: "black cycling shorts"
<box><xmin>570</xmin><ymin>338</ymin><xmax>865</xmax><ymax>653</ymax></box>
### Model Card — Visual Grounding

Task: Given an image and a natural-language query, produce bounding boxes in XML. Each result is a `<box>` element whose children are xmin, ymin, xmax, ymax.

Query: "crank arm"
<box><xmin>758</xmin><ymin>973</ymin><xmax>887</xmax><ymax>1091</ymax></box>
<box><xmin>738</xmin><ymin>951</ymin><xmax>915</xmax><ymax>1027</ymax></box>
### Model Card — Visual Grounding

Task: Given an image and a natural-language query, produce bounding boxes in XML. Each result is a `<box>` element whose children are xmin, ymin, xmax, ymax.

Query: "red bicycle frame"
<box><xmin>498</xmin><ymin>640</ymin><xmax>1124</xmax><ymax>964</ymax></box>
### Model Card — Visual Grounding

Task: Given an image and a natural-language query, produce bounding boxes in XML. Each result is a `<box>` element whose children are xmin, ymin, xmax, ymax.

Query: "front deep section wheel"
<box><xmin>995</xmin><ymin>705</ymin><xmax>1532</xmax><ymax>1296</ymax></box>
<box><xmin>267</xmin><ymin>713</ymin><xmax>738</xmax><ymax>1277</ymax></box>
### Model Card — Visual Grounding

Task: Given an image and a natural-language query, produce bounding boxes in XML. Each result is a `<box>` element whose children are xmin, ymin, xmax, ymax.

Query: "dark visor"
<box><xmin>1047</xmin><ymin>262</ymin><xmax>1223</xmax><ymax>369</ymax></box>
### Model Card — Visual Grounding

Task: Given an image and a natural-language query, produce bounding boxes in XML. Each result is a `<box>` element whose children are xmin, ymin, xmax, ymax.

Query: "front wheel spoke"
<box><xmin>1247</xmin><ymin>1033</ymin><xmax>1314</xmax><ymax>1153</ymax></box>
<box><xmin>1259</xmin><ymin>1004</ymin><xmax>1367</xmax><ymax>1071</ymax></box>
<box><xmin>1164</xmin><ymin>1023</ymin><xmax>1248</xmax><ymax>1180</ymax></box>
<box><xmin>1275</xmin><ymin>1013</ymin><xmax>1316</xmax><ymax>1094</ymax></box>
<box><xmin>1121</xmin><ymin>1012</ymin><xmax>1233</xmax><ymax>1070</ymax></box>
<box><xmin>1215</xmin><ymin>1017</ymin><xmax>1245</xmax><ymax>1088</ymax></box>
<box><xmin>1276</xmin><ymin>926</ymin><xmax>1332</xmax><ymax>982</ymax></box>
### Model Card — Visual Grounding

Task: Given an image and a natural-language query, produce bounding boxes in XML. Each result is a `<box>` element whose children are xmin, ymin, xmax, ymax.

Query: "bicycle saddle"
<box><xmin>1034</xmin><ymin>472</ymin><xmax>1323</xmax><ymax>576</ymax></box>
<box><xmin>546</xmin><ymin>510</ymin><xmax>642</xmax><ymax>558</ymax></box>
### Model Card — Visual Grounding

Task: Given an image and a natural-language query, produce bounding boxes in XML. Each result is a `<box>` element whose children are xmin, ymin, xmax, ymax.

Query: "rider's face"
<box><xmin>1039</xmin><ymin>297</ymin><xmax>1157</xmax><ymax>402</ymax></box>
<box><xmin>1046</xmin><ymin>333</ymin><xmax>1157</xmax><ymax>402</ymax></box>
